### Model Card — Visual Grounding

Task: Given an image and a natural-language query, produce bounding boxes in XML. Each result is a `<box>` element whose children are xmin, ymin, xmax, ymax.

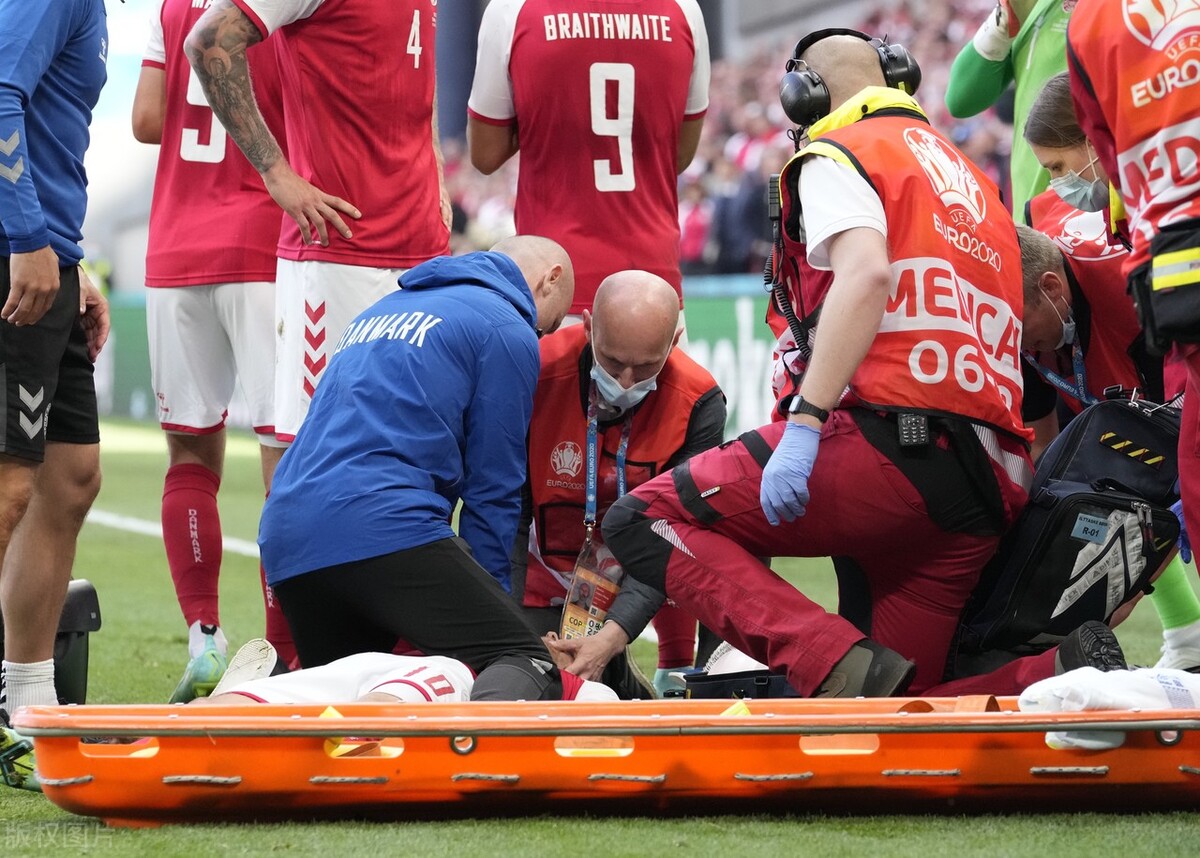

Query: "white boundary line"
<box><xmin>83</xmin><ymin>508</ymin><xmax>659</xmax><ymax>643</ymax></box>
<box><xmin>85</xmin><ymin>508</ymin><xmax>261</xmax><ymax>558</ymax></box>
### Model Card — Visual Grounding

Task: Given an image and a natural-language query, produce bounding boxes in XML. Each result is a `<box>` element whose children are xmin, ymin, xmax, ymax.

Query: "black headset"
<box><xmin>779</xmin><ymin>28</ymin><xmax>922</xmax><ymax>129</ymax></box>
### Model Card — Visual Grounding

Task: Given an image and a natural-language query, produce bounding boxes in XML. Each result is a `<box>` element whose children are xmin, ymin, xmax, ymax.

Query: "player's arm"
<box><xmin>678</xmin><ymin>117</ymin><xmax>704</xmax><ymax>174</ymax></box>
<box><xmin>183</xmin><ymin>0</ymin><xmax>359</xmax><ymax>246</ymax></box>
<box><xmin>677</xmin><ymin>0</ymin><xmax>710</xmax><ymax>173</ymax></box>
<box><xmin>467</xmin><ymin>118</ymin><xmax>518</xmax><ymax>175</ymax></box>
<box><xmin>77</xmin><ymin>264</ymin><xmax>109</xmax><ymax>362</ymax></box>
<box><xmin>0</xmin><ymin>76</ymin><xmax>57</xmax><ymax>326</ymax></box>
<box><xmin>432</xmin><ymin>87</ymin><xmax>452</xmax><ymax>229</ymax></box>
<box><xmin>0</xmin><ymin>4</ymin><xmax>74</xmax><ymax>326</ymax></box>
<box><xmin>131</xmin><ymin>65</ymin><xmax>166</xmax><ymax>144</ymax></box>
<box><xmin>944</xmin><ymin>0</ymin><xmax>1019</xmax><ymax>118</ymax></box>
<box><xmin>466</xmin><ymin>0</ymin><xmax>520</xmax><ymax>174</ymax></box>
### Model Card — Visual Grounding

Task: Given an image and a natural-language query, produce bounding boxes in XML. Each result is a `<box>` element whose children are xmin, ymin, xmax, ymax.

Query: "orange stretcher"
<box><xmin>14</xmin><ymin>696</ymin><xmax>1200</xmax><ymax>825</ymax></box>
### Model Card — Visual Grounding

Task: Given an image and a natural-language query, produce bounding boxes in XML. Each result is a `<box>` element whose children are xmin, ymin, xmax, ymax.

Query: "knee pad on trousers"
<box><xmin>469</xmin><ymin>654</ymin><xmax>562</xmax><ymax>701</ymax></box>
<box><xmin>602</xmin><ymin>495</ymin><xmax>670</xmax><ymax>595</ymax></box>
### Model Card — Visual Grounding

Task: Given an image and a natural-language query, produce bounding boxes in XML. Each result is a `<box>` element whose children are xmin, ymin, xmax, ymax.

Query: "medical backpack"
<box><xmin>955</xmin><ymin>398</ymin><xmax>1182</xmax><ymax>657</ymax></box>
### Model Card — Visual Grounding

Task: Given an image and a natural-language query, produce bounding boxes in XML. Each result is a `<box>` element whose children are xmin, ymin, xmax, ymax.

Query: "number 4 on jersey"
<box><xmin>408</xmin><ymin>10</ymin><xmax>422</xmax><ymax>69</ymax></box>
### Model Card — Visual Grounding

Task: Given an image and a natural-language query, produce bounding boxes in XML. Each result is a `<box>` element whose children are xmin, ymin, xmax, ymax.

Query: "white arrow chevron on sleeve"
<box><xmin>0</xmin><ymin>157</ymin><xmax>24</xmax><ymax>184</ymax></box>
<box><xmin>0</xmin><ymin>130</ymin><xmax>18</xmax><ymax>156</ymax></box>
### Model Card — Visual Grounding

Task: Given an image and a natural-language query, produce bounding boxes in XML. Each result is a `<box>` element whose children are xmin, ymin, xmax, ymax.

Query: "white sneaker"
<box><xmin>1154</xmin><ymin>643</ymin><xmax>1200</xmax><ymax>671</ymax></box>
<box><xmin>210</xmin><ymin>639</ymin><xmax>278</xmax><ymax>697</ymax></box>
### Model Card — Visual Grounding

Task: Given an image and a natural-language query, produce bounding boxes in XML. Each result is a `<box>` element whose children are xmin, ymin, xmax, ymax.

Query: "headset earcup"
<box><xmin>878</xmin><ymin>43</ymin><xmax>922</xmax><ymax>95</ymax></box>
<box><xmin>779</xmin><ymin>69</ymin><xmax>830</xmax><ymax>128</ymax></box>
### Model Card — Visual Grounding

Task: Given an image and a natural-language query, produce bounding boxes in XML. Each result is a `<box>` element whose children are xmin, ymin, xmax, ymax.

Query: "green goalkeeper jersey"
<box><xmin>945</xmin><ymin>0</ymin><xmax>1072</xmax><ymax>223</ymax></box>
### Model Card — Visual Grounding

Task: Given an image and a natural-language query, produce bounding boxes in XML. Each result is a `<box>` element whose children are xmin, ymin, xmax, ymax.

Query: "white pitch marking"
<box><xmin>85</xmin><ymin>508</ymin><xmax>260</xmax><ymax>558</ymax></box>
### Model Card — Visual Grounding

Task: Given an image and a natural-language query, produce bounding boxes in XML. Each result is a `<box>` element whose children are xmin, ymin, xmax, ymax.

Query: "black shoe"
<box><xmin>1055</xmin><ymin>621</ymin><xmax>1127</xmax><ymax>674</ymax></box>
<box><xmin>814</xmin><ymin>639</ymin><xmax>917</xmax><ymax>698</ymax></box>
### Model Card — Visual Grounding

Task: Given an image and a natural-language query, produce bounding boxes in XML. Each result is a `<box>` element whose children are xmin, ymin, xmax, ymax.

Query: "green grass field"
<box><xmin>0</xmin><ymin>419</ymin><xmax>1197</xmax><ymax>855</ymax></box>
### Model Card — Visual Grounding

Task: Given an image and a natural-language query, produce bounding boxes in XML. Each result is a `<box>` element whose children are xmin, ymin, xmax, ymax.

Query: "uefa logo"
<box><xmin>1050</xmin><ymin>209</ymin><xmax>1126</xmax><ymax>261</ymax></box>
<box><xmin>904</xmin><ymin>127</ymin><xmax>987</xmax><ymax>229</ymax></box>
<box><xmin>550</xmin><ymin>441</ymin><xmax>584</xmax><ymax>478</ymax></box>
<box><xmin>1123</xmin><ymin>0</ymin><xmax>1200</xmax><ymax>54</ymax></box>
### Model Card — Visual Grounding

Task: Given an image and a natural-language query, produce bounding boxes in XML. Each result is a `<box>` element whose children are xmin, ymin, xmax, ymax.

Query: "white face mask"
<box><xmin>590</xmin><ymin>355</ymin><xmax>657</xmax><ymax>412</ymax></box>
<box><xmin>1045</xmin><ymin>291</ymin><xmax>1077</xmax><ymax>349</ymax></box>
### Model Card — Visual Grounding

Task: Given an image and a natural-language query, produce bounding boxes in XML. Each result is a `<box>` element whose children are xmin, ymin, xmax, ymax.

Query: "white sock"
<box><xmin>2</xmin><ymin>658</ymin><xmax>57</xmax><ymax>711</ymax></box>
<box><xmin>1162</xmin><ymin>619</ymin><xmax>1200</xmax><ymax>650</ymax></box>
<box><xmin>187</xmin><ymin>621</ymin><xmax>228</xmax><ymax>659</ymax></box>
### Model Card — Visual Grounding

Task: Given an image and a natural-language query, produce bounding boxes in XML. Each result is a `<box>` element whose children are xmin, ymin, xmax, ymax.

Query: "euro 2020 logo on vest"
<box><xmin>1050</xmin><ymin>209</ymin><xmax>1126</xmax><ymax>261</ymax></box>
<box><xmin>1124</xmin><ymin>0</ymin><xmax>1200</xmax><ymax>57</ymax></box>
<box><xmin>551</xmin><ymin>441</ymin><xmax>584</xmax><ymax>479</ymax></box>
<box><xmin>903</xmin><ymin>128</ymin><xmax>987</xmax><ymax>231</ymax></box>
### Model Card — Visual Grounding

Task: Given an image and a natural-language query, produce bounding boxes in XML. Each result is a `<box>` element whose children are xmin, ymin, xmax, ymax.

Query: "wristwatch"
<box><xmin>787</xmin><ymin>395</ymin><xmax>830</xmax><ymax>424</ymax></box>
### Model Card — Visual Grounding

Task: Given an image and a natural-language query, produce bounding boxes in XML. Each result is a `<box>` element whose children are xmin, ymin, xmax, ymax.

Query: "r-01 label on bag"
<box><xmin>1071</xmin><ymin>513</ymin><xmax>1110</xmax><ymax>544</ymax></box>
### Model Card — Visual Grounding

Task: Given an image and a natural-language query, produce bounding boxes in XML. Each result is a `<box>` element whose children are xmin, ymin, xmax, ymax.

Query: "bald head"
<box><xmin>799</xmin><ymin>35</ymin><xmax>887</xmax><ymax>113</ymax></box>
<box><xmin>491</xmin><ymin>235</ymin><xmax>575</xmax><ymax>333</ymax></box>
<box><xmin>586</xmin><ymin>270</ymin><xmax>681</xmax><ymax>389</ymax></box>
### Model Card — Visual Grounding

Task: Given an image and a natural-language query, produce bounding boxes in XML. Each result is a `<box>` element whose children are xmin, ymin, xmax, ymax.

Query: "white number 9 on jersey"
<box><xmin>590</xmin><ymin>62</ymin><xmax>635</xmax><ymax>193</ymax></box>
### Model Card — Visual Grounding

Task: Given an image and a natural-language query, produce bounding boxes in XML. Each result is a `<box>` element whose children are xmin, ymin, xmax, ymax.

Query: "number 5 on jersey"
<box><xmin>181</xmin><ymin>66</ymin><xmax>227</xmax><ymax>164</ymax></box>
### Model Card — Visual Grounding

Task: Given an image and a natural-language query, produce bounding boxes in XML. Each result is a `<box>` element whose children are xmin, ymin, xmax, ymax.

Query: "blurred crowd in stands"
<box><xmin>444</xmin><ymin>0</ymin><xmax>1011</xmax><ymax>275</ymax></box>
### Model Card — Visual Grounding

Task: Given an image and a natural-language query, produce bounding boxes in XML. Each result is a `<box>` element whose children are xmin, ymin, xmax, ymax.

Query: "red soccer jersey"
<box><xmin>143</xmin><ymin>0</ymin><xmax>285</xmax><ymax>288</ymax></box>
<box><xmin>234</xmin><ymin>0</ymin><xmax>450</xmax><ymax>268</ymax></box>
<box><xmin>468</xmin><ymin>0</ymin><xmax>710</xmax><ymax>312</ymax></box>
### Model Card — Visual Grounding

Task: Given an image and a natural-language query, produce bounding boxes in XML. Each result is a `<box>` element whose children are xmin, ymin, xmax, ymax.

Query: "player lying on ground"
<box><xmin>193</xmin><ymin>636</ymin><xmax>619</xmax><ymax>706</ymax></box>
<box><xmin>1020</xmin><ymin>666</ymin><xmax>1200</xmax><ymax>750</ymax></box>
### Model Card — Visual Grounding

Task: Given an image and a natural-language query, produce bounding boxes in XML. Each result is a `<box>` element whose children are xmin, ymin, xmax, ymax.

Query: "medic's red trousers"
<box><xmin>602</xmin><ymin>413</ymin><xmax>1057</xmax><ymax>696</ymax></box>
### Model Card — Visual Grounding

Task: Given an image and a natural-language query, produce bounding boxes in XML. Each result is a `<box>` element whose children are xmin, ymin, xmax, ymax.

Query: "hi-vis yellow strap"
<box><xmin>1108</xmin><ymin>184</ymin><xmax>1125</xmax><ymax>236</ymax></box>
<box><xmin>804</xmin><ymin>86</ymin><xmax>926</xmax><ymax>142</ymax></box>
<box><xmin>798</xmin><ymin>140</ymin><xmax>855</xmax><ymax>169</ymax></box>
<box><xmin>1152</xmin><ymin>245</ymin><xmax>1200</xmax><ymax>291</ymax></box>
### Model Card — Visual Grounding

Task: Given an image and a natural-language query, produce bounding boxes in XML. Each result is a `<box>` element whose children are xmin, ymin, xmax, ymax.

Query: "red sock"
<box><xmin>162</xmin><ymin>463</ymin><xmax>223</xmax><ymax>627</ymax></box>
<box><xmin>651</xmin><ymin>601</ymin><xmax>697</xmax><ymax>668</ymax></box>
<box><xmin>260</xmin><ymin>562</ymin><xmax>299</xmax><ymax>667</ymax></box>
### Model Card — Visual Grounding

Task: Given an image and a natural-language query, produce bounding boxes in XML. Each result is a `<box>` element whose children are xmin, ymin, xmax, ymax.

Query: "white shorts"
<box><xmin>147</xmin><ymin>282</ymin><xmax>276</xmax><ymax>437</ymax></box>
<box><xmin>275</xmin><ymin>259</ymin><xmax>404</xmax><ymax>440</ymax></box>
<box><xmin>226</xmin><ymin>653</ymin><xmax>476</xmax><ymax>704</ymax></box>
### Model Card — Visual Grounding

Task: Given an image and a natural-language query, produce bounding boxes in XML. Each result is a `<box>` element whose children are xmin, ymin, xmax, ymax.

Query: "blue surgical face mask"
<box><xmin>590</xmin><ymin>355</ymin><xmax>657</xmax><ymax>412</ymax></box>
<box><xmin>1045</xmin><ymin>290</ymin><xmax>1077</xmax><ymax>349</ymax></box>
<box><xmin>1049</xmin><ymin>150</ymin><xmax>1108</xmax><ymax>212</ymax></box>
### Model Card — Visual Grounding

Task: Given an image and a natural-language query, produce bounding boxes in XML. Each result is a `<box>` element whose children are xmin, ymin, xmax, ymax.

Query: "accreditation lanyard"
<box><xmin>1028</xmin><ymin>344</ymin><xmax>1100</xmax><ymax>408</ymax></box>
<box><xmin>584</xmin><ymin>384</ymin><xmax>633</xmax><ymax>532</ymax></box>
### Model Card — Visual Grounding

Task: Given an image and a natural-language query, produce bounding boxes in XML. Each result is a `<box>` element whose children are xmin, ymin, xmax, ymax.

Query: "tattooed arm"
<box><xmin>183</xmin><ymin>0</ymin><xmax>359</xmax><ymax>246</ymax></box>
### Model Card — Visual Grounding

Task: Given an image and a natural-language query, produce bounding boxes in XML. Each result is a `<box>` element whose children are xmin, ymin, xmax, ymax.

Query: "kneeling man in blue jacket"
<box><xmin>259</xmin><ymin>236</ymin><xmax>586</xmax><ymax>701</ymax></box>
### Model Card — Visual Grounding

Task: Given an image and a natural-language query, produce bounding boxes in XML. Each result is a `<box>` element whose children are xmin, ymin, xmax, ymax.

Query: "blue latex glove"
<box><xmin>759</xmin><ymin>421</ymin><xmax>821</xmax><ymax>526</ymax></box>
<box><xmin>1172</xmin><ymin>498</ymin><xmax>1191</xmax><ymax>564</ymax></box>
